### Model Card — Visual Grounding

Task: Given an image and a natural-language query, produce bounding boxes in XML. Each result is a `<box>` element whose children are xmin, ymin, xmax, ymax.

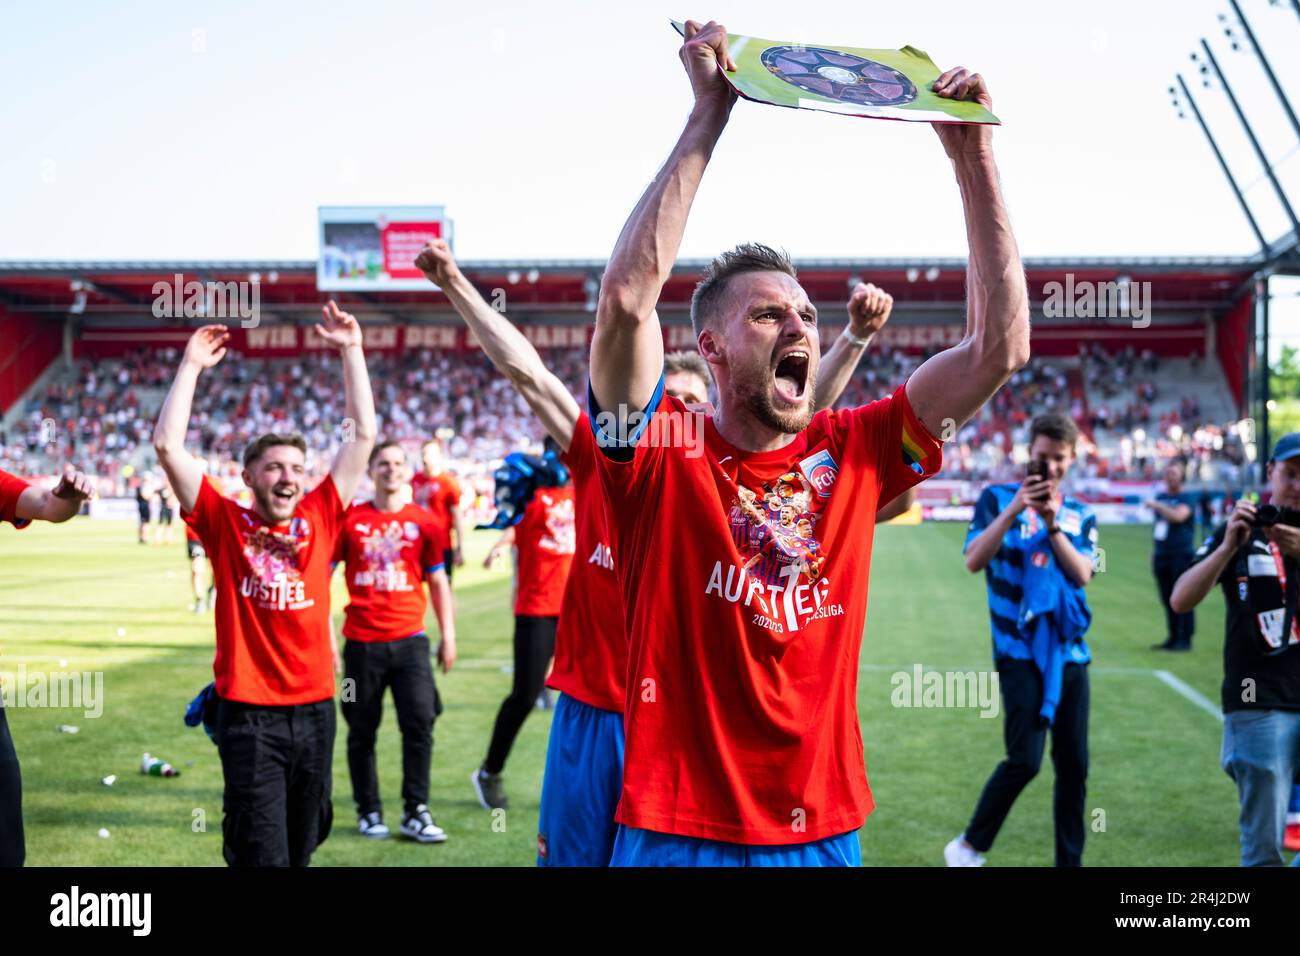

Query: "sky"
<box><xmin>3</xmin><ymin>0</ymin><xmax>1300</xmax><ymax>344</ymax></box>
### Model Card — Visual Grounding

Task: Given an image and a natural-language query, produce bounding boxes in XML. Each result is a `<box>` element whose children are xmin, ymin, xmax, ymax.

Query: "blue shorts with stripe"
<box><xmin>608</xmin><ymin>824</ymin><xmax>861</xmax><ymax>867</ymax></box>
<box><xmin>537</xmin><ymin>692</ymin><xmax>625</xmax><ymax>866</ymax></box>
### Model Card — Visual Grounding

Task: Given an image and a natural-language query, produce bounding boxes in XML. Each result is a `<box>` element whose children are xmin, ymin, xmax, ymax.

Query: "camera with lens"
<box><xmin>1251</xmin><ymin>504</ymin><xmax>1300</xmax><ymax>528</ymax></box>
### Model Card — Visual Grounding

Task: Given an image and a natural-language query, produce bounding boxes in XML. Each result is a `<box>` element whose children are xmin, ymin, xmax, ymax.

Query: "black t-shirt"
<box><xmin>1152</xmin><ymin>491</ymin><xmax>1198</xmax><ymax>557</ymax></box>
<box><xmin>1190</xmin><ymin>523</ymin><xmax>1300</xmax><ymax>713</ymax></box>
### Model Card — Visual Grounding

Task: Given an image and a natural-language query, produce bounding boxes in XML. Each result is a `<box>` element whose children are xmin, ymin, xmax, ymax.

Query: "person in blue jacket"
<box><xmin>945</xmin><ymin>412</ymin><xmax>1098</xmax><ymax>867</ymax></box>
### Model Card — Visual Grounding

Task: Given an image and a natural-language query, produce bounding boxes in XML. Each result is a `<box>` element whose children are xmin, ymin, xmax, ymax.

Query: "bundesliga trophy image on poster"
<box><xmin>2</xmin><ymin>1</ymin><xmax>1299</xmax><ymax>941</ymax></box>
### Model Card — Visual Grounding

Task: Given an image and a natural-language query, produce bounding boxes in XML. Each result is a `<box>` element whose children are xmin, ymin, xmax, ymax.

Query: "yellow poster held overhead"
<box><xmin>671</xmin><ymin>21</ymin><xmax>1000</xmax><ymax>126</ymax></box>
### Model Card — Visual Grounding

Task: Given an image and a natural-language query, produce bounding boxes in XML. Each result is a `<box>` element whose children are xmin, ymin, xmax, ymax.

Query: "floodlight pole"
<box><xmin>1200</xmin><ymin>39</ymin><xmax>1300</xmax><ymax>237</ymax></box>
<box><xmin>1258</xmin><ymin>273</ymin><xmax>1271</xmax><ymax>466</ymax></box>
<box><xmin>1228</xmin><ymin>0</ymin><xmax>1300</xmax><ymax>142</ymax></box>
<box><xmin>1177</xmin><ymin>74</ymin><xmax>1269</xmax><ymax>255</ymax></box>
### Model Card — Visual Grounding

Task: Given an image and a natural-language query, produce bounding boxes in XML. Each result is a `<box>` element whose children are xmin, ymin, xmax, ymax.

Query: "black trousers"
<box><xmin>340</xmin><ymin>633</ymin><xmax>441</xmax><ymax>817</ymax></box>
<box><xmin>216</xmin><ymin>696</ymin><xmax>336</xmax><ymax>867</ymax></box>
<box><xmin>966</xmin><ymin>659</ymin><xmax>1090</xmax><ymax>866</ymax></box>
<box><xmin>0</xmin><ymin>704</ymin><xmax>24</xmax><ymax>867</ymax></box>
<box><xmin>484</xmin><ymin>615</ymin><xmax>558</xmax><ymax>775</ymax></box>
<box><xmin>1154</xmin><ymin>552</ymin><xmax>1195</xmax><ymax>648</ymax></box>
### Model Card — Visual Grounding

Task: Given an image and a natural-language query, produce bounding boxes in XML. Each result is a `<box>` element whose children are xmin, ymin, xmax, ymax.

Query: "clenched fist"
<box><xmin>52</xmin><ymin>470</ymin><xmax>94</xmax><ymax>501</ymax></box>
<box><xmin>415</xmin><ymin>239</ymin><xmax>461</xmax><ymax>288</ymax></box>
<box><xmin>931</xmin><ymin>67</ymin><xmax>994</xmax><ymax>161</ymax></box>
<box><xmin>846</xmin><ymin>283</ymin><xmax>894</xmax><ymax>339</ymax></box>
<box><xmin>680</xmin><ymin>19</ymin><xmax>737</xmax><ymax>112</ymax></box>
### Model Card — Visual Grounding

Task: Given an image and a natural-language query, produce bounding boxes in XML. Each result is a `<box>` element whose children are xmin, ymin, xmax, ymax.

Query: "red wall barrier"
<box><xmin>1215</xmin><ymin>294</ymin><xmax>1251</xmax><ymax>413</ymax></box>
<box><xmin>0</xmin><ymin>310</ymin><xmax>62</xmax><ymax>413</ymax></box>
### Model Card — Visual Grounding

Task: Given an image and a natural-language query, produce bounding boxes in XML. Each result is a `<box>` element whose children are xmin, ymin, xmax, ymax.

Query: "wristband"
<box><xmin>843</xmin><ymin>330</ymin><xmax>872</xmax><ymax>348</ymax></box>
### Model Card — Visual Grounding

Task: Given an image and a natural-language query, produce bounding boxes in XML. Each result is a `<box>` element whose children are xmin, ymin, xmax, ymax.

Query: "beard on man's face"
<box><xmin>729</xmin><ymin>351</ymin><xmax>818</xmax><ymax>435</ymax></box>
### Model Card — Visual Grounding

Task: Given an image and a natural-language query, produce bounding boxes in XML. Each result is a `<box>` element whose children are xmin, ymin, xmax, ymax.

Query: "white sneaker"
<box><xmin>358</xmin><ymin>811</ymin><xmax>389</xmax><ymax>839</ymax></box>
<box><xmin>400</xmin><ymin>804</ymin><xmax>448</xmax><ymax>844</ymax></box>
<box><xmin>944</xmin><ymin>834</ymin><xmax>986</xmax><ymax>867</ymax></box>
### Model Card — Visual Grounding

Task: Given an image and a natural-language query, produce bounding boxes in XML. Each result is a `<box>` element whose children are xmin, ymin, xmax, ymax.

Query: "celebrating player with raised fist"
<box><xmin>583</xmin><ymin>18</ymin><xmax>1028</xmax><ymax>866</ymax></box>
<box><xmin>416</xmin><ymin>222</ymin><xmax>903</xmax><ymax>864</ymax></box>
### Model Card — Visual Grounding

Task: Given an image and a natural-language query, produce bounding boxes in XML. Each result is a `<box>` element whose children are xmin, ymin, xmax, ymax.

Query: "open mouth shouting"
<box><xmin>271</xmin><ymin>484</ymin><xmax>299</xmax><ymax>507</ymax></box>
<box><xmin>772</xmin><ymin>347</ymin><xmax>811</xmax><ymax>406</ymax></box>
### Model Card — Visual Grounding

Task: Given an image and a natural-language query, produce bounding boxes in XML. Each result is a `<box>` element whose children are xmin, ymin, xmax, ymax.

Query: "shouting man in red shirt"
<box><xmin>332</xmin><ymin>439</ymin><xmax>456</xmax><ymax>844</ymax></box>
<box><xmin>416</xmin><ymin>238</ymin><xmax>904</xmax><ymax>865</ymax></box>
<box><xmin>586</xmin><ymin>21</ymin><xmax>1029</xmax><ymax>865</ymax></box>
<box><xmin>1</xmin><ymin>467</ymin><xmax>94</xmax><ymax>867</ymax></box>
<box><xmin>154</xmin><ymin>304</ymin><xmax>377</xmax><ymax>867</ymax></box>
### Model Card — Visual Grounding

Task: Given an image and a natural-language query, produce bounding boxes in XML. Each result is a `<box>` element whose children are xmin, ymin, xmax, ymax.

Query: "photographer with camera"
<box><xmin>1172</xmin><ymin>433</ymin><xmax>1300</xmax><ymax>867</ymax></box>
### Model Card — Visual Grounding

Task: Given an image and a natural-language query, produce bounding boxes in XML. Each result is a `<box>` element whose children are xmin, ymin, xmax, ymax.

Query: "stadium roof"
<box><xmin>0</xmin><ymin>256</ymin><xmax>1262</xmax><ymax>323</ymax></box>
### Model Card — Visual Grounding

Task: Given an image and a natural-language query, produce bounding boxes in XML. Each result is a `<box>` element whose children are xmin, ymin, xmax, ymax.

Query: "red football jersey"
<box><xmin>411</xmin><ymin>471</ymin><xmax>460</xmax><ymax>553</ymax></box>
<box><xmin>546</xmin><ymin>413</ymin><xmax>625</xmax><ymax>713</ymax></box>
<box><xmin>186</xmin><ymin>474</ymin><xmax>225</xmax><ymax>543</ymax></box>
<box><xmin>0</xmin><ymin>469</ymin><xmax>31</xmax><ymax>529</ymax></box>
<box><xmin>182</xmin><ymin>474</ymin><xmax>343</xmax><ymax>705</ymax></box>
<box><xmin>333</xmin><ymin>501</ymin><xmax>444</xmax><ymax>642</ymax></box>
<box><xmin>514</xmin><ymin>484</ymin><xmax>576</xmax><ymax>617</ymax></box>
<box><xmin>594</xmin><ymin>383</ymin><xmax>942</xmax><ymax>845</ymax></box>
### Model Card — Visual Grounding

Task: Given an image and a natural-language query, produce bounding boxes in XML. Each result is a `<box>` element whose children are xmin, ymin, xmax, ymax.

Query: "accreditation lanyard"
<box><xmin>1260</xmin><ymin>542</ymin><xmax>1300</xmax><ymax>650</ymax></box>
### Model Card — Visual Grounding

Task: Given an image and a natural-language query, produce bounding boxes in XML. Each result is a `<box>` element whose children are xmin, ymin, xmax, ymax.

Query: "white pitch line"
<box><xmin>858</xmin><ymin>663</ymin><xmax>1155</xmax><ymax>675</ymax></box>
<box><xmin>1153</xmin><ymin>669</ymin><xmax>1224</xmax><ymax>722</ymax></box>
<box><xmin>860</xmin><ymin>663</ymin><xmax>1225</xmax><ymax>722</ymax></box>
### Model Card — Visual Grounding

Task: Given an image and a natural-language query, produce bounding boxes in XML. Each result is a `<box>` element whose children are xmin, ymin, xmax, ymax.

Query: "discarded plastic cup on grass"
<box><xmin>57</xmin><ymin>725</ymin><xmax>79</xmax><ymax>734</ymax></box>
<box><xmin>97</xmin><ymin>828</ymin><xmax>110</xmax><ymax>838</ymax></box>
<box><xmin>141</xmin><ymin>753</ymin><xmax>179</xmax><ymax>777</ymax></box>
<box><xmin>101</xmin><ymin>775</ymin><xmax>116</xmax><ymax>786</ymax></box>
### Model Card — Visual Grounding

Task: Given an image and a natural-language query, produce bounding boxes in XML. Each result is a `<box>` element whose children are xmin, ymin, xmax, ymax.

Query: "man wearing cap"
<box><xmin>1172</xmin><ymin>432</ymin><xmax>1300</xmax><ymax>866</ymax></box>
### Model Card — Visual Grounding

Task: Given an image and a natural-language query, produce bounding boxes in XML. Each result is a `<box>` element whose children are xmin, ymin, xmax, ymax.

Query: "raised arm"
<box><xmin>153</xmin><ymin>325</ymin><xmax>229</xmax><ymax>512</ymax></box>
<box><xmin>815</xmin><ymin>282</ymin><xmax>893</xmax><ymax>413</ymax></box>
<box><xmin>318</xmin><ymin>301</ymin><xmax>377</xmax><ymax>505</ymax></box>
<box><xmin>905</xmin><ymin>70</ymin><xmax>1030</xmax><ymax>437</ymax></box>
<box><xmin>589</xmin><ymin>19</ymin><xmax>736</xmax><ymax>418</ymax></box>
<box><xmin>416</xmin><ymin>240</ymin><xmax>579</xmax><ymax>451</ymax></box>
<box><xmin>16</xmin><ymin>470</ymin><xmax>95</xmax><ymax>522</ymax></box>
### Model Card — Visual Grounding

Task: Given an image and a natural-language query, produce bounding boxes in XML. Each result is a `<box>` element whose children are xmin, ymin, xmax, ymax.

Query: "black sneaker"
<box><xmin>471</xmin><ymin>767</ymin><xmax>508</xmax><ymax>811</ymax></box>
<box><xmin>400</xmin><ymin>804</ymin><xmax>447</xmax><ymax>843</ymax></box>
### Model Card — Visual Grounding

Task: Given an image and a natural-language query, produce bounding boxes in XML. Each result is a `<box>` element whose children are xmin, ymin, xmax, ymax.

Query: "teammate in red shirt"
<box><xmin>416</xmin><ymin>240</ymin><xmax>897</xmax><ymax>864</ymax></box>
<box><xmin>0</xmin><ymin>467</ymin><xmax>94</xmax><ymax>868</ymax></box>
<box><xmin>155</xmin><ymin>307</ymin><xmax>377</xmax><ymax>866</ymax></box>
<box><xmin>585</xmin><ymin>22</ymin><xmax>1028</xmax><ymax>865</ymax></box>
<box><xmin>412</xmin><ymin>440</ymin><xmax>464</xmax><ymax>581</ymax></box>
<box><xmin>332</xmin><ymin>439</ymin><xmax>456</xmax><ymax>844</ymax></box>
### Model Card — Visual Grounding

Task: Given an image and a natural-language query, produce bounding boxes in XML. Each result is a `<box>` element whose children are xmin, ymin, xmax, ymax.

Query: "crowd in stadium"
<box><xmin>0</xmin><ymin>341</ymin><xmax>1254</xmax><ymax>498</ymax></box>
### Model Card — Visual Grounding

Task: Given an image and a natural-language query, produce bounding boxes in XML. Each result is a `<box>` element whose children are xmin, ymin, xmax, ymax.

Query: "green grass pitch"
<box><xmin>0</xmin><ymin>519</ymin><xmax>1246</xmax><ymax>866</ymax></box>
